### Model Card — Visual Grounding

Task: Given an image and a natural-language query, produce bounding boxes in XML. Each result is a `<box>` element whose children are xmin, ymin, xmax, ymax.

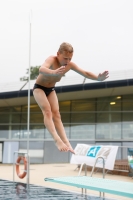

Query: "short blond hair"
<box><xmin>58</xmin><ymin>42</ymin><xmax>73</xmax><ymax>53</ymax></box>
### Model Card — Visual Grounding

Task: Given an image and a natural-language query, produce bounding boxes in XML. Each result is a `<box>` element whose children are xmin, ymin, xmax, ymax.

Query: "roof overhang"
<box><xmin>0</xmin><ymin>79</ymin><xmax>133</xmax><ymax>107</ymax></box>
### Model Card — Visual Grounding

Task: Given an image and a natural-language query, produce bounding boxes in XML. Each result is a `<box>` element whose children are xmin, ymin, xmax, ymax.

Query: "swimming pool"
<box><xmin>0</xmin><ymin>179</ymin><xmax>115</xmax><ymax>200</ymax></box>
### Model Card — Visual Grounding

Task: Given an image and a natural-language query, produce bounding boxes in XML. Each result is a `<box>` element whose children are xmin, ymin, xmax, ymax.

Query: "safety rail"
<box><xmin>78</xmin><ymin>156</ymin><xmax>105</xmax><ymax>197</ymax></box>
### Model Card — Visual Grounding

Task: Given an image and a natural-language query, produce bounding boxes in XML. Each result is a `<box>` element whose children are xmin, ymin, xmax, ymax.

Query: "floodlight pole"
<box><xmin>27</xmin><ymin>10</ymin><xmax>32</xmax><ymax>188</ymax></box>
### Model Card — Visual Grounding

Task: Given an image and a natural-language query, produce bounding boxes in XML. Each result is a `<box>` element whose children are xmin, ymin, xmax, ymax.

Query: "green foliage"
<box><xmin>20</xmin><ymin>66</ymin><xmax>40</xmax><ymax>81</ymax></box>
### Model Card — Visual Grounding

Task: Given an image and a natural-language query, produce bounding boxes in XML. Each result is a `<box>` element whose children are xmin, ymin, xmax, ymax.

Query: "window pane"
<box><xmin>123</xmin><ymin>112</ymin><xmax>133</xmax><ymax>122</ymax></box>
<box><xmin>0</xmin><ymin>114</ymin><xmax>9</xmax><ymax>123</ymax></box>
<box><xmin>45</xmin><ymin>129</ymin><xmax>52</xmax><ymax>139</ymax></box>
<box><xmin>97</xmin><ymin>96</ymin><xmax>121</xmax><ymax>111</ymax></box>
<box><xmin>61</xmin><ymin>113</ymin><xmax>70</xmax><ymax>123</ymax></box>
<box><xmin>70</xmin><ymin>124</ymin><xmax>95</xmax><ymax>139</ymax></box>
<box><xmin>97</xmin><ymin>113</ymin><xmax>121</xmax><ymax>123</ymax></box>
<box><xmin>64</xmin><ymin>125</ymin><xmax>70</xmax><ymax>138</ymax></box>
<box><xmin>21</xmin><ymin>113</ymin><xmax>27</xmax><ymax>123</ymax></box>
<box><xmin>110</xmin><ymin>101</ymin><xmax>121</xmax><ymax>111</ymax></box>
<box><xmin>71</xmin><ymin>99</ymin><xmax>95</xmax><ymax>112</ymax></box>
<box><xmin>71</xmin><ymin>113</ymin><xmax>95</xmax><ymax>123</ymax></box>
<box><xmin>111</xmin><ymin>113</ymin><xmax>121</xmax><ymax>122</ymax></box>
<box><xmin>122</xmin><ymin>122</ymin><xmax>133</xmax><ymax>139</ymax></box>
<box><xmin>122</xmin><ymin>112</ymin><xmax>133</xmax><ymax>139</ymax></box>
<box><xmin>30</xmin><ymin>125</ymin><xmax>45</xmax><ymax>139</ymax></box>
<box><xmin>0</xmin><ymin>107</ymin><xmax>11</xmax><ymax>112</ymax></box>
<box><xmin>111</xmin><ymin>123</ymin><xmax>121</xmax><ymax>139</ymax></box>
<box><xmin>21</xmin><ymin>112</ymin><xmax>44</xmax><ymax>123</ymax></box>
<box><xmin>123</xmin><ymin>95</ymin><xmax>133</xmax><ymax>111</ymax></box>
<box><xmin>14</xmin><ymin>125</ymin><xmax>45</xmax><ymax>139</ymax></box>
<box><xmin>97</xmin><ymin>97</ymin><xmax>110</xmax><ymax>111</ymax></box>
<box><xmin>11</xmin><ymin>114</ymin><xmax>21</xmax><ymax>123</ymax></box>
<box><xmin>59</xmin><ymin>101</ymin><xmax>71</xmax><ymax>112</ymax></box>
<box><xmin>13</xmin><ymin>106</ymin><xmax>22</xmax><ymax>112</ymax></box>
<box><xmin>96</xmin><ymin>123</ymin><xmax>121</xmax><ymax>139</ymax></box>
<box><xmin>30</xmin><ymin>113</ymin><xmax>43</xmax><ymax>123</ymax></box>
<box><xmin>21</xmin><ymin>105</ymin><xmax>41</xmax><ymax>112</ymax></box>
<box><xmin>45</xmin><ymin>124</ymin><xmax>70</xmax><ymax>139</ymax></box>
<box><xmin>30</xmin><ymin>105</ymin><xmax>41</xmax><ymax>112</ymax></box>
<box><xmin>97</xmin><ymin>113</ymin><xmax>109</xmax><ymax>123</ymax></box>
<box><xmin>10</xmin><ymin>125</ymin><xmax>20</xmax><ymax>139</ymax></box>
<box><xmin>0</xmin><ymin>125</ymin><xmax>9</xmax><ymax>139</ymax></box>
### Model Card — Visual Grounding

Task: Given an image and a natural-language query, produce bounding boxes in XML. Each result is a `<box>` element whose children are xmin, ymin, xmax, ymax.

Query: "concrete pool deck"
<box><xmin>0</xmin><ymin>163</ymin><xmax>133</xmax><ymax>200</ymax></box>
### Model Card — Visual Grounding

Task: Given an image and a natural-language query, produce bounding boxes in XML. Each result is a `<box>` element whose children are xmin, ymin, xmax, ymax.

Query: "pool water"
<box><xmin>0</xmin><ymin>179</ymin><xmax>115</xmax><ymax>200</ymax></box>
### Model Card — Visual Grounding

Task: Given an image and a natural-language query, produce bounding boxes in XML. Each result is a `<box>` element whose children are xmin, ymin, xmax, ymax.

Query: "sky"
<box><xmin>0</xmin><ymin>0</ymin><xmax>133</xmax><ymax>83</ymax></box>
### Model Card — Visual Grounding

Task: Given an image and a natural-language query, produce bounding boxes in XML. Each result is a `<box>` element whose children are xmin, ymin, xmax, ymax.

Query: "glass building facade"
<box><xmin>0</xmin><ymin>94</ymin><xmax>133</xmax><ymax>141</ymax></box>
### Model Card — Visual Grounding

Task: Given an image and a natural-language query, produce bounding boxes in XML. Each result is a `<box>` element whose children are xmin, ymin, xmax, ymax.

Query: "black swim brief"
<box><xmin>33</xmin><ymin>83</ymin><xmax>55</xmax><ymax>96</ymax></box>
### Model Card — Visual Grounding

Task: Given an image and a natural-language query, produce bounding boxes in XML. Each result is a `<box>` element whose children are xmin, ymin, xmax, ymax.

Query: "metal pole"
<box><xmin>27</xmin><ymin>10</ymin><xmax>32</xmax><ymax>188</ymax></box>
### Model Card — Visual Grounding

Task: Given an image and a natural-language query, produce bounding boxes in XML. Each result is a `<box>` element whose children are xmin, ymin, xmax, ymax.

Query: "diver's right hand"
<box><xmin>53</xmin><ymin>66</ymin><xmax>66</xmax><ymax>76</ymax></box>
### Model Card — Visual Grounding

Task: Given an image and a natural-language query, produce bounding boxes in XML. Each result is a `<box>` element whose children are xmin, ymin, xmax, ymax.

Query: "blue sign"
<box><xmin>87</xmin><ymin>146</ymin><xmax>101</xmax><ymax>157</ymax></box>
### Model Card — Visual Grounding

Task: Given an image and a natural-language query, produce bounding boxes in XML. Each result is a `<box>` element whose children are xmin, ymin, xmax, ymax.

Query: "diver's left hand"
<box><xmin>98</xmin><ymin>71</ymin><xmax>109</xmax><ymax>81</ymax></box>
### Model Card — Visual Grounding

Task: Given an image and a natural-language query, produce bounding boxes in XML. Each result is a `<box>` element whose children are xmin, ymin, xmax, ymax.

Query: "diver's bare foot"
<box><xmin>63</xmin><ymin>140</ymin><xmax>75</xmax><ymax>154</ymax></box>
<box><xmin>55</xmin><ymin>139</ymin><xmax>69</xmax><ymax>152</ymax></box>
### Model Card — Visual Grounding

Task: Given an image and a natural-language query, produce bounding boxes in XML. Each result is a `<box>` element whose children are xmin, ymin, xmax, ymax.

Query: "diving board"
<box><xmin>45</xmin><ymin>176</ymin><xmax>133</xmax><ymax>199</ymax></box>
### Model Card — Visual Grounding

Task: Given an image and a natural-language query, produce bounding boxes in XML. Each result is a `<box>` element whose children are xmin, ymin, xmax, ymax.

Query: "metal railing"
<box><xmin>78</xmin><ymin>156</ymin><xmax>105</xmax><ymax>197</ymax></box>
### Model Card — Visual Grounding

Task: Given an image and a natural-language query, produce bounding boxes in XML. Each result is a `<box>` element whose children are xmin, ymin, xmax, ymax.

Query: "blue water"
<box><xmin>0</xmin><ymin>179</ymin><xmax>115</xmax><ymax>200</ymax></box>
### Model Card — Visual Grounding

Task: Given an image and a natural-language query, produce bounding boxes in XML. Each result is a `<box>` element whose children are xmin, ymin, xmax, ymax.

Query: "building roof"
<box><xmin>0</xmin><ymin>69</ymin><xmax>133</xmax><ymax>107</ymax></box>
<box><xmin>0</xmin><ymin>69</ymin><xmax>133</xmax><ymax>93</ymax></box>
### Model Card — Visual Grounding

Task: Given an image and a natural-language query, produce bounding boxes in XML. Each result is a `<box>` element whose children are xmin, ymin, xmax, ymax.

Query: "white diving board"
<box><xmin>45</xmin><ymin>176</ymin><xmax>133</xmax><ymax>199</ymax></box>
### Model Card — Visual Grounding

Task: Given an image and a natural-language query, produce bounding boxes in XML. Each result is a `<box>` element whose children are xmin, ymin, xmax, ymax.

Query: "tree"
<box><xmin>20</xmin><ymin>66</ymin><xmax>40</xmax><ymax>81</ymax></box>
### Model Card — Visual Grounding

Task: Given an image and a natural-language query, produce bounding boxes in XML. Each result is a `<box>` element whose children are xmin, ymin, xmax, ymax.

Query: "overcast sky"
<box><xmin>0</xmin><ymin>0</ymin><xmax>133</xmax><ymax>83</ymax></box>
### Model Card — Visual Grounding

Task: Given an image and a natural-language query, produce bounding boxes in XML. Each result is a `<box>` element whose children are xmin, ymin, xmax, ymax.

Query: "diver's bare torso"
<box><xmin>36</xmin><ymin>56</ymin><xmax>71</xmax><ymax>88</ymax></box>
